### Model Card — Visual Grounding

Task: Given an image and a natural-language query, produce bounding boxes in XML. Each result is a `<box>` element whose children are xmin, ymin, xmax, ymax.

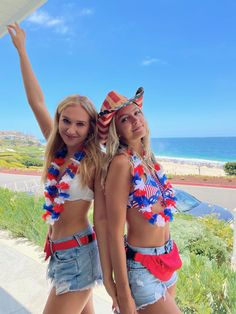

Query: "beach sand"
<box><xmin>157</xmin><ymin>157</ymin><xmax>225</xmax><ymax>177</ymax></box>
<box><xmin>0</xmin><ymin>158</ymin><xmax>226</xmax><ymax>177</ymax></box>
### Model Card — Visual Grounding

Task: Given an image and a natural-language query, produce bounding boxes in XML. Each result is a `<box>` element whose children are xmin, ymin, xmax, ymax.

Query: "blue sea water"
<box><xmin>40</xmin><ymin>137</ymin><xmax>236</xmax><ymax>163</ymax></box>
<box><xmin>151</xmin><ymin>137</ymin><xmax>236</xmax><ymax>162</ymax></box>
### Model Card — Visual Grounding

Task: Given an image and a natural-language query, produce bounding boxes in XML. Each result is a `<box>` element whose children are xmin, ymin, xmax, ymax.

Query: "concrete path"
<box><xmin>0</xmin><ymin>230</ymin><xmax>113</xmax><ymax>314</ymax></box>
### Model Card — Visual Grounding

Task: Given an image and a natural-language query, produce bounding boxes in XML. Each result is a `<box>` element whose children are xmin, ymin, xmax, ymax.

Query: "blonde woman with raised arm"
<box><xmin>8</xmin><ymin>23</ymin><xmax>117</xmax><ymax>314</ymax></box>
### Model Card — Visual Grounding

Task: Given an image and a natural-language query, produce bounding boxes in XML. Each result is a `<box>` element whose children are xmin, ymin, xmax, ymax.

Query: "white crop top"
<box><xmin>67</xmin><ymin>173</ymin><xmax>94</xmax><ymax>201</ymax></box>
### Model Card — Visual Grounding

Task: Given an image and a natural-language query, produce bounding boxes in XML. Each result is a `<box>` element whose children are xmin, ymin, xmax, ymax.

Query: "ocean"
<box><xmin>151</xmin><ymin>137</ymin><xmax>236</xmax><ymax>163</ymax></box>
<box><xmin>40</xmin><ymin>137</ymin><xmax>236</xmax><ymax>163</ymax></box>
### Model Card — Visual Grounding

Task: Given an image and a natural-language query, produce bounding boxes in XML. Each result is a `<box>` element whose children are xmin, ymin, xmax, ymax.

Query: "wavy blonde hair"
<box><xmin>42</xmin><ymin>95</ymin><xmax>102</xmax><ymax>186</ymax></box>
<box><xmin>102</xmin><ymin>114</ymin><xmax>154</xmax><ymax>185</ymax></box>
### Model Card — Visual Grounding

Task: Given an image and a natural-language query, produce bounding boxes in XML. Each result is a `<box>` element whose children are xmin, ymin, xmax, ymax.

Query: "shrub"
<box><xmin>0</xmin><ymin>188</ymin><xmax>47</xmax><ymax>246</ymax></box>
<box><xmin>171</xmin><ymin>214</ymin><xmax>232</xmax><ymax>266</ymax></box>
<box><xmin>224</xmin><ymin>162</ymin><xmax>236</xmax><ymax>176</ymax></box>
<box><xmin>200</xmin><ymin>216</ymin><xmax>233</xmax><ymax>252</ymax></box>
<box><xmin>177</xmin><ymin>254</ymin><xmax>236</xmax><ymax>313</ymax></box>
<box><xmin>21</xmin><ymin>157</ymin><xmax>43</xmax><ymax>168</ymax></box>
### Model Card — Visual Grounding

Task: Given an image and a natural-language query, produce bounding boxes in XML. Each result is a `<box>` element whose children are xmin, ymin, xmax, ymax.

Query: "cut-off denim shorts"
<box><xmin>47</xmin><ymin>225</ymin><xmax>103</xmax><ymax>295</ymax></box>
<box><xmin>126</xmin><ymin>239</ymin><xmax>178</xmax><ymax>310</ymax></box>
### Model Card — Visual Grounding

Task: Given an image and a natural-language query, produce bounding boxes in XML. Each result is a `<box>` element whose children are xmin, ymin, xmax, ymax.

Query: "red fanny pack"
<box><xmin>127</xmin><ymin>241</ymin><xmax>182</xmax><ymax>281</ymax></box>
<box><xmin>44</xmin><ymin>232</ymin><xmax>96</xmax><ymax>261</ymax></box>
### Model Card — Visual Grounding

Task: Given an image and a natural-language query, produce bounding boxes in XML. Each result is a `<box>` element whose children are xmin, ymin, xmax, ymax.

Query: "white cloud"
<box><xmin>27</xmin><ymin>11</ymin><xmax>69</xmax><ymax>35</ymax></box>
<box><xmin>79</xmin><ymin>8</ymin><xmax>94</xmax><ymax>16</ymax></box>
<box><xmin>141</xmin><ymin>57</ymin><xmax>167</xmax><ymax>66</ymax></box>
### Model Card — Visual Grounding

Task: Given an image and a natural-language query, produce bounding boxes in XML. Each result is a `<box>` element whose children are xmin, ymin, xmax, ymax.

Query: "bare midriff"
<box><xmin>50</xmin><ymin>199</ymin><xmax>92</xmax><ymax>240</ymax></box>
<box><xmin>126</xmin><ymin>202</ymin><xmax>170</xmax><ymax>248</ymax></box>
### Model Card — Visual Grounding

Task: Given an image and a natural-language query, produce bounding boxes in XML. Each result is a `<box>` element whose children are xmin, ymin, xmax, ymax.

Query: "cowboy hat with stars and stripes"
<box><xmin>97</xmin><ymin>87</ymin><xmax>144</xmax><ymax>144</ymax></box>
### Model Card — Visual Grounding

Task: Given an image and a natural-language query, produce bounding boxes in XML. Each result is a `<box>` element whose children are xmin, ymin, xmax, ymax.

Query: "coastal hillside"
<box><xmin>0</xmin><ymin>130</ymin><xmax>41</xmax><ymax>146</ymax></box>
<box><xmin>0</xmin><ymin>131</ymin><xmax>44</xmax><ymax>169</ymax></box>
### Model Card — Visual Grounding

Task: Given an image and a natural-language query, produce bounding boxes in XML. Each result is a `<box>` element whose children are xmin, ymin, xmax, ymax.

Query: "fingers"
<box><xmin>7</xmin><ymin>26</ymin><xmax>14</xmax><ymax>38</ymax></box>
<box><xmin>7</xmin><ymin>22</ymin><xmax>21</xmax><ymax>34</ymax></box>
<box><xmin>7</xmin><ymin>23</ymin><xmax>17</xmax><ymax>32</ymax></box>
<box><xmin>112</xmin><ymin>297</ymin><xmax>119</xmax><ymax>313</ymax></box>
<box><xmin>112</xmin><ymin>305</ymin><xmax>120</xmax><ymax>314</ymax></box>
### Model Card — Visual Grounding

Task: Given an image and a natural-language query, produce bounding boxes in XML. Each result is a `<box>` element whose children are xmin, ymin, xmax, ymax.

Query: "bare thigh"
<box><xmin>167</xmin><ymin>282</ymin><xmax>177</xmax><ymax>298</ymax></box>
<box><xmin>43</xmin><ymin>287</ymin><xmax>92</xmax><ymax>314</ymax></box>
<box><xmin>137</xmin><ymin>290</ymin><xmax>181</xmax><ymax>314</ymax></box>
<box><xmin>81</xmin><ymin>294</ymin><xmax>95</xmax><ymax>314</ymax></box>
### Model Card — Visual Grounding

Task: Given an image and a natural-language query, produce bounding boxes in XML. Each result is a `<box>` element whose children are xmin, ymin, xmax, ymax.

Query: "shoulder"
<box><xmin>106</xmin><ymin>154</ymin><xmax>132</xmax><ymax>184</ymax></box>
<box><xmin>109</xmin><ymin>153</ymin><xmax>131</xmax><ymax>172</ymax></box>
<box><xmin>105</xmin><ymin>154</ymin><xmax>131</xmax><ymax>194</ymax></box>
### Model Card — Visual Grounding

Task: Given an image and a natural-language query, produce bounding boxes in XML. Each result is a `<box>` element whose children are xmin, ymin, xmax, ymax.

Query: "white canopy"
<box><xmin>0</xmin><ymin>0</ymin><xmax>48</xmax><ymax>38</ymax></box>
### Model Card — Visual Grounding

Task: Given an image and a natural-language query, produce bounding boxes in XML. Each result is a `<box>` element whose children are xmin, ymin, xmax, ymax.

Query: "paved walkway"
<box><xmin>0</xmin><ymin>230</ymin><xmax>113</xmax><ymax>314</ymax></box>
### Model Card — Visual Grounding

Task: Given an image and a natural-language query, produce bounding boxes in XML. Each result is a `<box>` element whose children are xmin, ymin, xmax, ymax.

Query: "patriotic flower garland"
<box><xmin>128</xmin><ymin>150</ymin><xmax>177</xmax><ymax>227</ymax></box>
<box><xmin>42</xmin><ymin>148</ymin><xmax>85</xmax><ymax>225</ymax></box>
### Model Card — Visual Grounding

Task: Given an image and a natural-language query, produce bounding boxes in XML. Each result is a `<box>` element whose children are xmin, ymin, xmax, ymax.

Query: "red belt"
<box><xmin>44</xmin><ymin>232</ymin><xmax>96</xmax><ymax>261</ymax></box>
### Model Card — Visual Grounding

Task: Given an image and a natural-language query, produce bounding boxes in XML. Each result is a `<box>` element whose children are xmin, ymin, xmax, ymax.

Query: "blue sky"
<box><xmin>1</xmin><ymin>0</ymin><xmax>236</xmax><ymax>139</ymax></box>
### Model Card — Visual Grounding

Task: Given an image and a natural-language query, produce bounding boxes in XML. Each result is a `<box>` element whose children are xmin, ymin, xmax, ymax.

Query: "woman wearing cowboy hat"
<box><xmin>98</xmin><ymin>88</ymin><xmax>182</xmax><ymax>314</ymax></box>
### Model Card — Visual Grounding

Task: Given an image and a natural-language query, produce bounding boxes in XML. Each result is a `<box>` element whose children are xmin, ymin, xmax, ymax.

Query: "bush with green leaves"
<box><xmin>171</xmin><ymin>214</ymin><xmax>233</xmax><ymax>265</ymax></box>
<box><xmin>0</xmin><ymin>188</ymin><xmax>47</xmax><ymax>246</ymax></box>
<box><xmin>224</xmin><ymin>162</ymin><xmax>236</xmax><ymax>176</ymax></box>
<box><xmin>20</xmin><ymin>157</ymin><xmax>43</xmax><ymax>167</ymax></box>
<box><xmin>176</xmin><ymin>254</ymin><xmax>236</xmax><ymax>313</ymax></box>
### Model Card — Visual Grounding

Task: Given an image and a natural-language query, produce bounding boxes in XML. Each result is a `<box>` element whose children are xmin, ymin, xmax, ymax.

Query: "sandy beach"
<box><xmin>0</xmin><ymin>157</ymin><xmax>227</xmax><ymax>177</ymax></box>
<box><xmin>157</xmin><ymin>157</ymin><xmax>226</xmax><ymax>177</ymax></box>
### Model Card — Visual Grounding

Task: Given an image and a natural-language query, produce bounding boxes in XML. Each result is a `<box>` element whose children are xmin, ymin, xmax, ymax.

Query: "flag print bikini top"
<box><xmin>125</xmin><ymin>149</ymin><xmax>177</xmax><ymax>227</ymax></box>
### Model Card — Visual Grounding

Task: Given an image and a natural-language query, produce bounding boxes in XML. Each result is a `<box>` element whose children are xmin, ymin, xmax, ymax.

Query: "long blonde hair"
<box><xmin>42</xmin><ymin>95</ymin><xmax>102</xmax><ymax>186</ymax></box>
<box><xmin>102</xmin><ymin>115</ymin><xmax>154</xmax><ymax>185</ymax></box>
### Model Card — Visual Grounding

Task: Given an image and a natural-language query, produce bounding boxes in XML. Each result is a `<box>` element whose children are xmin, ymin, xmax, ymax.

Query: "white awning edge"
<box><xmin>0</xmin><ymin>0</ymin><xmax>48</xmax><ymax>38</ymax></box>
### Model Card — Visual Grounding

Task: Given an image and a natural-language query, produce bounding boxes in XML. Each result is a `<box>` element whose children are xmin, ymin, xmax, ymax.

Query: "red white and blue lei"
<box><xmin>42</xmin><ymin>148</ymin><xmax>85</xmax><ymax>225</ymax></box>
<box><xmin>129</xmin><ymin>151</ymin><xmax>177</xmax><ymax>227</ymax></box>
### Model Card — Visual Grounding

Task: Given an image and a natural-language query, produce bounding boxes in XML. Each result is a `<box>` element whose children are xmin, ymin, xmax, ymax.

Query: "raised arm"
<box><xmin>105</xmin><ymin>155</ymin><xmax>137</xmax><ymax>314</ymax></box>
<box><xmin>7</xmin><ymin>23</ymin><xmax>52</xmax><ymax>139</ymax></box>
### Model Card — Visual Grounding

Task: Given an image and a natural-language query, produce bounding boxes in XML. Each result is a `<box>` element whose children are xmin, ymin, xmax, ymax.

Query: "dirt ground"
<box><xmin>171</xmin><ymin>174</ymin><xmax>236</xmax><ymax>186</ymax></box>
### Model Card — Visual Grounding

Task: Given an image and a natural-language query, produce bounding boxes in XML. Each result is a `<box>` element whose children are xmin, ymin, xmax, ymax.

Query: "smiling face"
<box><xmin>58</xmin><ymin>104</ymin><xmax>90</xmax><ymax>150</ymax></box>
<box><xmin>115</xmin><ymin>103</ymin><xmax>147</xmax><ymax>145</ymax></box>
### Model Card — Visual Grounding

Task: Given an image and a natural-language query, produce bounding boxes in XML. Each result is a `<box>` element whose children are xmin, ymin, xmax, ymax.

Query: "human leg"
<box><xmin>137</xmin><ymin>290</ymin><xmax>181</xmax><ymax>314</ymax></box>
<box><xmin>81</xmin><ymin>294</ymin><xmax>95</xmax><ymax>314</ymax></box>
<box><xmin>43</xmin><ymin>287</ymin><xmax>92</xmax><ymax>314</ymax></box>
<box><xmin>45</xmin><ymin>227</ymin><xmax>102</xmax><ymax>314</ymax></box>
<box><xmin>167</xmin><ymin>282</ymin><xmax>177</xmax><ymax>298</ymax></box>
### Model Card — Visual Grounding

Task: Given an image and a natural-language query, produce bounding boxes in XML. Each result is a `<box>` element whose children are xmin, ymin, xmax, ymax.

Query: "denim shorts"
<box><xmin>47</xmin><ymin>225</ymin><xmax>103</xmax><ymax>295</ymax></box>
<box><xmin>126</xmin><ymin>239</ymin><xmax>178</xmax><ymax>310</ymax></box>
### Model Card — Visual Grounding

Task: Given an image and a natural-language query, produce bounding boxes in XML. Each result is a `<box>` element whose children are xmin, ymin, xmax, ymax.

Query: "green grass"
<box><xmin>0</xmin><ymin>187</ymin><xmax>235</xmax><ymax>313</ymax></box>
<box><xmin>0</xmin><ymin>188</ymin><xmax>47</xmax><ymax>246</ymax></box>
<box><xmin>0</xmin><ymin>139</ymin><xmax>44</xmax><ymax>169</ymax></box>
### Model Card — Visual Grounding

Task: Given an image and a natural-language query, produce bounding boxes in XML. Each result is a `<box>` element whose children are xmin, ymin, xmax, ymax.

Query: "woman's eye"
<box><xmin>63</xmin><ymin>118</ymin><xmax>70</xmax><ymax>124</ymax></box>
<box><xmin>135</xmin><ymin>109</ymin><xmax>142</xmax><ymax>115</ymax></box>
<box><xmin>77</xmin><ymin>122</ymin><xmax>85</xmax><ymax>127</ymax></box>
<box><xmin>121</xmin><ymin>117</ymin><xmax>128</xmax><ymax>123</ymax></box>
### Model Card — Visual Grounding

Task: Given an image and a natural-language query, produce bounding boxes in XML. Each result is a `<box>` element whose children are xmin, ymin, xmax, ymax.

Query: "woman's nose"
<box><xmin>67</xmin><ymin>124</ymin><xmax>77</xmax><ymax>135</ymax></box>
<box><xmin>131</xmin><ymin>115</ymin><xmax>138</xmax><ymax>124</ymax></box>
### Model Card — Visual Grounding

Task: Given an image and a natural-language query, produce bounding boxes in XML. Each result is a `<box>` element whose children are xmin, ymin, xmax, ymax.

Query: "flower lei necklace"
<box><xmin>42</xmin><ymin>148</ymin><xmax>85</xmax><ymax>225</ymax></box>
<box><xmin>126</xmin><ymin>147</ymin><xmax>177</xmax><ymax>227</ymax></box>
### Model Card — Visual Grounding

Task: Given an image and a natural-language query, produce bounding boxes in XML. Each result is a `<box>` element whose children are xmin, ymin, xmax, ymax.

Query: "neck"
<box><xmin>66</xmin><ymin>144</ymin><xmax>83</xmax><ymax>157</ymax></box>
<box><xmin>125</xmin><ymin>140</ymin><xmax>143</xmax><ymax>156</ymax></box>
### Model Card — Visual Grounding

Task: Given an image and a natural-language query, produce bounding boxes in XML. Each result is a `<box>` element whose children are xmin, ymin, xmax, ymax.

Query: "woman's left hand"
<box><xmin>104</xmin><ymin>279</ymin><xmax>119</xmax><ymax>313</ymax></box>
